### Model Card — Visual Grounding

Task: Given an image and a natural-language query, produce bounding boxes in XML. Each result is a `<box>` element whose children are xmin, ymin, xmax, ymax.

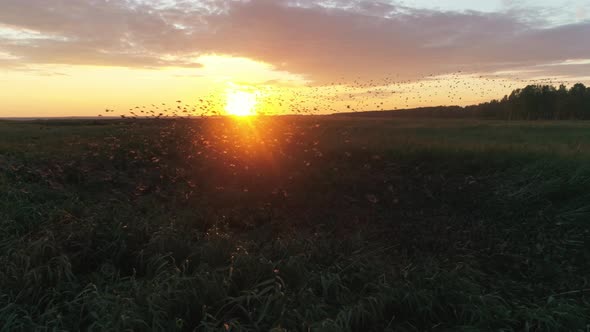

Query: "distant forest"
<box><xmin>336</xmin><ymin>83</ymin><xmax>590</xmax><ymax>120</ymax></box>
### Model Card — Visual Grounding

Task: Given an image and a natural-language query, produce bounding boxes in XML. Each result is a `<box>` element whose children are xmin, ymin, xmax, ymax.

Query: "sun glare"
<box><xmin>225</xmin><ymin>89</ymin><xmax>259</xmax><ymax>117</ymax></box>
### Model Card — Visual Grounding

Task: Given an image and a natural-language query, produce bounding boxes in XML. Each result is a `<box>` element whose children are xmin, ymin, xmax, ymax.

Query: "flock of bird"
<box><xmin>94</xmin><ymin>71</ymin><xmax>577</xmax><ymax>201</ymax></box>
<box><xmin>100</xmin><ymin>71</ymin><xmax>572</xmax><ymax>119</ymax></box>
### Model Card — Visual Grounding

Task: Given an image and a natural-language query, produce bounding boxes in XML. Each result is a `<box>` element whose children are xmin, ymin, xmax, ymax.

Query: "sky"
<box><xmin>1</xmin><ymin>0</ymin><xmax>589</xmax><ymax>117</ymax></box>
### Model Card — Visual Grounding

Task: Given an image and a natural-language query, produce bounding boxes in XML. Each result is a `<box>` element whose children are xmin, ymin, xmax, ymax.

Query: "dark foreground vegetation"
<box><xmin>1</xmin><ymin>118</ymin><xmax>589</xmax><ymax>331</ymax></box>
<box><xmin>339</xmin><ymin>83</ymin><xmax>590</xmax><ymax>120</ymax></box>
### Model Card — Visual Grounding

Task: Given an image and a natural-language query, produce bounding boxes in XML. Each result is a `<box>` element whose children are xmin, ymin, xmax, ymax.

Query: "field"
<box><xmin>1</xmin><ymin>117</ymin><xmax>589</xmax><ymax>331</ymax></box>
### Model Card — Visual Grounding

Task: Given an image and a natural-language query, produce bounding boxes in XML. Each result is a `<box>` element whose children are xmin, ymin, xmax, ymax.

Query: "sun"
<box><xmin>225</xmin><ymin>89</ymin><xmax>259</xmax><ymax>116</ymax></box>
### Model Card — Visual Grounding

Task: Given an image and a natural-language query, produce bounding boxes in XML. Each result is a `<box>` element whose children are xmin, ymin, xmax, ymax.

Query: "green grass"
<box><xmin>0</xmin><ymin>117</ymin><xmax>589</xmax><ymax>331</ymax></box>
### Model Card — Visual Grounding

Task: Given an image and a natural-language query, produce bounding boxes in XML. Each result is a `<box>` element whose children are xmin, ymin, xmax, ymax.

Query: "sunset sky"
<box><xmin>1</xmin><ymin>0</ymin><xmax>589</xmax><ymax>117</ymax></box>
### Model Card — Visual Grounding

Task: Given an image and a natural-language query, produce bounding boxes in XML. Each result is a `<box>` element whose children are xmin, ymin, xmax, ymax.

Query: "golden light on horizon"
<box><xmin>0</xmin><ymin>53</ymin><xmax>544</xmax><ymax>118</ymax></box>
<box><xmin>225</xmin><ymin>88</ymin><xmax>259</xmax><ymax>117</ymax></box>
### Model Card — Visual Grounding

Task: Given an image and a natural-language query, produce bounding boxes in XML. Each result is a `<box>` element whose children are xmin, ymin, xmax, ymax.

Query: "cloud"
<box><xmin>0</xmin><ymin>0</ymin><xmax>204</xmax><ymax>68</ymax></box>
<box><xmin>194</xmin><ymin>0</ymin><xmax>590</xmax><ymax>82</ymax></box>
<box><xmin>532</xmin><ymin>61</ymin><xmax>590</xmax><ymax>79</ymax></box>
<box><xmin>0</xmin><ymin>0</ymin><xmax>589</xmax><ymax>83</ymax></box>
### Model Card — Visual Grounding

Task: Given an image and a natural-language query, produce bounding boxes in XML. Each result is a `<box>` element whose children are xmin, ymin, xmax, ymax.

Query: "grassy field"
<box><xmin>1</xmin><ymin>117</ymin><xmax>589</xmax><ymax>331</ymax></box>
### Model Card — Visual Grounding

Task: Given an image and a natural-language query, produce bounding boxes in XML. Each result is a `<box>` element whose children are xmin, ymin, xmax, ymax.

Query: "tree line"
<box><xmin>336</xmin><ymin>83</ymin><xmax>590</xmax><ymax>120</ymax></box>
<box><xmin>469</xmin><ymin>83</ymin><xmax>590</xmax><ymax>120</ymax></box>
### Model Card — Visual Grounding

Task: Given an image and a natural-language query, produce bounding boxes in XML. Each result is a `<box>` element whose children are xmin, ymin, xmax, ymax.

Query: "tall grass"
<box><xmin>0</xmin><ymin>118</ymin><xmax>589</xmax><ymax>331</ymax></box>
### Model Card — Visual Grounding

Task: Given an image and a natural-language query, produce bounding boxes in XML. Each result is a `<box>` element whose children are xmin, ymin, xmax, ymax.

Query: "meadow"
<box><xmin>0</xmin><ymin>117</ymin><xmax>589</xmax><ymax>331</ymax></box>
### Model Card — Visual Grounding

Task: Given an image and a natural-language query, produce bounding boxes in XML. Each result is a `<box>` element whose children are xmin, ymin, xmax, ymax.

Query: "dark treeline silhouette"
<box><xmin>335</xmin><ymin>83</ymin><xmax>590</xmax><ymax>120</ymax></box>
